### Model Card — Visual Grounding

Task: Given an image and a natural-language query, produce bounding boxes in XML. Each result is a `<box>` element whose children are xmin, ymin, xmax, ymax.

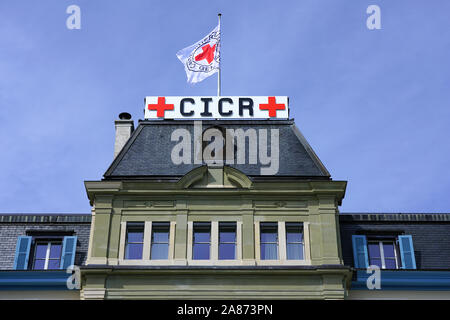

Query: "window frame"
<box><xmin>192</xmin><ymin>222</ymin><xmax>212</xmax><ymax>260</ymax></box>
<box><xmin>255</xmin><ymin>221</ymin><xmax>310</xmax><ymax>265</ymax></box>
<box><xmin>367</xmin><ymin>239</ymin><xmax>400</xmax><ymax>269</ymax></box>
<box><xmin>285</xmin><ymin>222</ymin><xmax>305</xmax><ymax>261</ymax></box>
<box><xmin>150</xmin><ymin>222</ymin><xmax>170</xmax><ymax>260</ymax></box>
<box><xmin>124</xmin><ymin>222</ymin><xmax>145</xmax><ymax>260</ymax></box>
<box><xmin>218</xmin><ymin>222</ymin><xmax>237</xmax><ymax>260</ymax></box>
<box><xmin>31</xmin><ymin>240</ymin><xmax>63</xmax><ymax>270</ymax></box>
<box><xmin>186</xmin><ymin>220</ymin><xmax>242</xmax><ymax>265</ymax></box>
<box><xmin>259</xmin><ymin>222</ymin><xmax>279</xmax><ymax>260</ymax></box>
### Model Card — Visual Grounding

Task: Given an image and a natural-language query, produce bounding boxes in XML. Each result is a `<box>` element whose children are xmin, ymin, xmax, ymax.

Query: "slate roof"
<box><xmin>104</xmin><ymin>119</ymin><xmax>330</xmax><ymax>179</ymax></box>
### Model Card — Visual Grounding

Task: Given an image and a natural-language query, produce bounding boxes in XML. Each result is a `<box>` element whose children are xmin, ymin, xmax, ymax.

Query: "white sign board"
<box><xmin>144</xmin><ymin>96</ymin><xmax>289</xmax><ymax>120</ymax></box>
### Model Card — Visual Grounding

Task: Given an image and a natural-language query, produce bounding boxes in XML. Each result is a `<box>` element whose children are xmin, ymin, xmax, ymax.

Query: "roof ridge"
<box><xmin>0</xmin><ymin>214</ymin><xmax>92</xmax><ymax>223</ymax></box>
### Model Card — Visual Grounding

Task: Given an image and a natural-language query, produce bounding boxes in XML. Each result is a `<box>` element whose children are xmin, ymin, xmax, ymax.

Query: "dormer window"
<box><xmin>352</xmin><ymin>234</ymin><xmax>416</xmax><ymax>270</ymax></box>
<box><xmin>13</xmin><ymin>235</ymin><xmax>78</xmax><ymax>270</ymax></box>
<box><xmin>367</xmin><ymin>240</ymin><xmax>400</xmax><ymax>269</ymax></box>
<box><xmin>32</xmin><ymin>241</ymin><xmax>62</xmax><ymax>270</ymax></box>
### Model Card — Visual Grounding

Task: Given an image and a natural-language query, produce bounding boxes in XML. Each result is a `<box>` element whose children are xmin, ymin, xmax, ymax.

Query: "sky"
<box><xmin>0</xmin><ymin>0</ymin><xmax>449</xmax><ymax>214</ymax></box>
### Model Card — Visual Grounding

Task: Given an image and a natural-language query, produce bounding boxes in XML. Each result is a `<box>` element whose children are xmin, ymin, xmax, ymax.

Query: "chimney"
<box><xmin>114</xmin><ymin>112</ymin><xmax>134</xmax><ymax>158</ymax></box>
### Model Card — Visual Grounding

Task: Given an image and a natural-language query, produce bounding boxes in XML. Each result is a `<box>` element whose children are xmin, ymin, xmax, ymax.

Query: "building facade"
<box><xmin>0</xmin><ymin>114</ymin><xmax>449</xmax><ymax>299</ymax></box>
<box><xmin>82</xmin><ymin>119</ymin><xmax>350</xmax><ymax>299</ymax></box>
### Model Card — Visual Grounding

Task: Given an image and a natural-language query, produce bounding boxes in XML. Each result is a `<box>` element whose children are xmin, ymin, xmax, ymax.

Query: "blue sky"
<box><xmin>0</xmin><ymin>1</ymin><xmax>449</xmax><ymax>213</ymax></box>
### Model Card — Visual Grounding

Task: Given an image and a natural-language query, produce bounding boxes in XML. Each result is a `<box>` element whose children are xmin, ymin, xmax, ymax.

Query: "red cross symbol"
<box><xmin>259</xmin><ymin>96</ymin><xmax>286</xmax><ymax>118</ymax></box>
<box><xmin>195</xmin><ymin>44</ymin><xmax>216</xmax><ymax>64</ymax></box>
<box><xmin>147</xmin><ymin>97</ymin><xmax>174</xmax><ymax>118</ymax></box>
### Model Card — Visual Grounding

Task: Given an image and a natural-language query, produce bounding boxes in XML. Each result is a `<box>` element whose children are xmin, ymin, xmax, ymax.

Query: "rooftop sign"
<box><xmin>144</xmin><ymin>96</ymin><xmax>289</xmax><ymax>120</ymax></box>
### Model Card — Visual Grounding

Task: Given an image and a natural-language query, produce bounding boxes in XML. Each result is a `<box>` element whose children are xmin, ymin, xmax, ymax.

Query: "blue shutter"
<box><xmin>60</xmin><ymin>236</ymin><xmax>77</xmax><ymax>269</ymax></box>
<box><xmin>13</xmin><ymin>236</ymin><xmax>32</xmax><ymax>270</ymax></box>
<box><xmin>398</xmin><ymin>235</ymin><xmax>416</xmax><ymax>269</ymax></box>
<box><xmin>352</xmin><ymin>235</ymin><xmax>369</xmax><ymax>269</ymax></box>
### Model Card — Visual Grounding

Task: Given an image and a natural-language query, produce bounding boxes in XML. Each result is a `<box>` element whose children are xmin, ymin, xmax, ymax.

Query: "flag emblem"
<box><xmin>176</xmin><ymin>23</ymin><xmax>220</xmax><ymax>83</ymax></box>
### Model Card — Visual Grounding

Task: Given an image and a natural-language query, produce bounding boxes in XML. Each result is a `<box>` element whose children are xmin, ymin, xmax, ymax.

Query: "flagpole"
<box><xmin>217</xmin><ymin>13</ymin><xmax>221</xmax><ymax>97</ymax></box>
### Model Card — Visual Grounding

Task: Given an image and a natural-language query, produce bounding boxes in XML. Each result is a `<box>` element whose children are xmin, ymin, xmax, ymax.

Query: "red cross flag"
<box><xmin>176</xmin><ymin>22</ymin><xmax>220</xmax><ymax>84</ymax></box>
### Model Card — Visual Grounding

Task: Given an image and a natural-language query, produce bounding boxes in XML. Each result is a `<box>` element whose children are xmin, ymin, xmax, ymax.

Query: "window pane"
<box><xmin>260</xmin><ymin>232</ymin><xmax>277</xmax><ymax>243</ymax></box>
<box><xmin>260</xmin><ymin>223</ymin><xmax>278</xmax><ymax>259</ymax></box>
<box><xmin>49</xmin><ymin>244</ymin><xmax>62</xmax><ymax>259</ymax></box>
<box><xmin>219</xmin><ymin>222</ymin><xmax>236</xmax><ymax>242</ymax></box>
<box><xmin>152</xmin><ymin>231</ymin><xmax>169</xmax><ymax>243</ymax></box>
<box><xmin>194</xmin><ymin>231</ymin><xmax>210</xmax><ymax>243</ymax></box>
<box><xmin>47</xmin><ymin>259</ymin><xmax>60</xmax><ymax>269</ymax></box>
<box><xmin>369</xmin><ymin>258</ymin><xmax>382</xmax><ymax>268</ymax></box>
<box><xmin>125</xmin><ymin>243</ymin><xmax>143</xmax><ymax>259</ymax></box>
<box><xmin>152</xmin><ymin>222</ymin><xmax>170</xmax><ymax>243</ymax></box>
<box><xmin>368</xmin><ymin>243</ymin><xmax>381</xmax><ymax>258</ymax></box>
<box><xmin>383</xmin><ymin>243</ymin><xmax>395</xmax><ymax>258</ymax></box>
<box><xmin>219</xmin><ymin>243</ymin><xmax>235</xmax><ymax>260</ymax></box>
<box><xmin>194</xmin><ymin>222</ymin><xmax>211</xmax><ymax>243</ymax></box>
<box><xmin>193</xmin><ymin>223</ymin><xmax>211</xmax><ymax>260</ymax></box>
<box><xmin>286</xmin><ymin>232</ymin><xmax>303</xmax><ymax>243</ymax></box>
<box><xmin>286</xmin><ymin>223</ymin><xmax>303</xmax><ymax>243</ymax></box>
<box><xmin>127</xmin><ymin>222</ymin><xmax>144</xmax><ymax>243</ymax></box>
<box><xmin>127</xmin><ymin>231</ymin><xmax>144</xmax><ymax>243</ymax></box>
<box><xmin>35</xmin><ymin>244</ymin><xmax>48</xmax><ymax>259</ymax></box>
<box><xmin>151</xmin><ymin>243</ymin><xmax>169</xmax><ymax>260</ymax></box>
<box><xmin>193</xmin><ymin>243</ymin><xmax>210</xmax><ymax>260</ymax></box>
<box><xmin>260</xmin><ymin>223</ymin><xmax>278</xmax><ymax>243</ymax></box>
<box><xmin>150</xmin><ymin>223</ymin><xmax>170</xmax><ymax>259</ymax></box>
<box><xmin>220</xmin><ymin>231</ymin><xmax>235</xmax><ymax>243</ymax></box>
<box><xmin>385</xmin><ymin>259</ymin><xmax>397</xmax><ymax>269</ymax></box>
<box><xmin>125</xmin><ymin>223</ymin><xmax>144</xmax><ymax>259</ymax></box>
<box><xmin>261</xmin><ymin>243</ymin><xmax>278</xmax><ymax>260</ymax></box>
<box><xmin>33</xmin><ymin>259</ymin><xmax>46</xmax><ymax>270</ymax></box>
<box><xmin>287</xmin><ymin>243</ymin><xmax>304</xmax><ymax>260</ymax></box>
<box><xmin>219</xmin><ymin>222</ymin><xmax>236</xmax><ymax>260</ymax></box>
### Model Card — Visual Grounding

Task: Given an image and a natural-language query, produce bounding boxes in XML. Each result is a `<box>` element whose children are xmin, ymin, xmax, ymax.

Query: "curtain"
<box><xmin>287</xmin><ymin>243</ymin><xmax>303</xmax><ymax>260</ymax></box>
<box><xmin>151</xmin><ymin>243</ymin><xmax>169</xmax><ymax>259</ymax></box>
<box><xmin>261</xmin><ymin>243</ymin><xmax>278</xmax><ymax>260</ymax></box>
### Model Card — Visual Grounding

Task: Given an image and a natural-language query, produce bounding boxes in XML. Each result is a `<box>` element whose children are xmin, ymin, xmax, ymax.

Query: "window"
<box><xmin>219</xmin><ymin>222</ymin><xmax>236</xmax><ymax>260</ymax></box>
<box><xmin>193</xmin><ymin>222</ymin><xmax>211</xmax><ymax>260</ymax></box>
<box><xmin>286</xmin><ymin>223</ymin><xmax>304</xmax><ymax>260</ymax></box>
<box><xmin>32</xmin><ymin>241</ymin><xmax>62</xmax><ymax>270</ymax></box>
<box><xmin>151</xmin><ymin>222</ymin><xmax>170</xmax><ymax>260</ymax></box>
<box><xmin>202</xmin><ymin>126</ymin><xmax>228</xmax><ymax>163</ymax></box>
<box><xmin>352</xmin><ymin>234</ymin><xmax>416</xmax><ymax>270</ymax></box>
<box><xmin>260</xmin><ymin>222</ymin><xmax>278</xmax><ymax>260</ymax></box>
<box><xmin>125</xmin><ymin>222</ymin><xmax>144</xmax><ymax>259</ymax></box>
<box><xmin>13</xmin><ymin>235</ymin><xmax>77</xmax><ymax>270</ymax></box>
<box><xmin>368</xmin><ymin>240</ymin><xmax>399</xmax><ymax>269</ymax></box>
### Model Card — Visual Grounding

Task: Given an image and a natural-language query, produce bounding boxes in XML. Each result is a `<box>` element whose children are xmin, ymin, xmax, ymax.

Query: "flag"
<box><xmin>176</xmin><ymin>23</ymin><xmax>220</xmax><ymax>84</ymax></box>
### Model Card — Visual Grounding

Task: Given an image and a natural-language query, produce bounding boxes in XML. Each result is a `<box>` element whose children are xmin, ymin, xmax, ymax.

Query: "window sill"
<box><xmin>114</xmin><ymin>259</ymin><xmax>311</xmax><ymax>266</ymax></box>
<box><xmin>256</xmin><ymin>260</ymin><xmax>311</xmax><ymax>266</ymax></box>
<box><xmin>118</xmin><ymin>260</ymin><xmax>184</xmax><ymax>266</ymax></box>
